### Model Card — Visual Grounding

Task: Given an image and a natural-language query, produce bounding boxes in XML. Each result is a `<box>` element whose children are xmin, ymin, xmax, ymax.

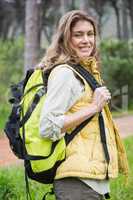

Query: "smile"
<box><xmin>79</xmin><ymin>47</ymin><xmax>91</xmax><ymax>52</ymax></box>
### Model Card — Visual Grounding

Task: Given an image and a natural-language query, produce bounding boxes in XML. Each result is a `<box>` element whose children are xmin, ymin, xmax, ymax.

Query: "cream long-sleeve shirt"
<box><xmin>40</xmin><ymin>66</ymin><xmax>110</xmax><ymax>195</ymax></box>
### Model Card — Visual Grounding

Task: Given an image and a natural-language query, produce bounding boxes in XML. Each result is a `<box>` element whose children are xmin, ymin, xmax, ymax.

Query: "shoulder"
<box><xmin>49</xmin><ymin>64</ymin><xmax>75</xmax><ymax>82</ymax></box>
<box><xmin>51</xmin><ymin>64</ymin><xmax>74</xmax><ymax>76</ymax></box>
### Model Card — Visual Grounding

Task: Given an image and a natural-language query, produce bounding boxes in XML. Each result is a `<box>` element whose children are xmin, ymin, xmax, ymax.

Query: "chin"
<box><xmin>78</xmin><ymin>52</ymin><xmax>92</xmax><ymax>59</ymax></box>
<box><xmin>79</xmin><ymin>54</ymin><xmax>91</xmax><ymax>59</ymax></box>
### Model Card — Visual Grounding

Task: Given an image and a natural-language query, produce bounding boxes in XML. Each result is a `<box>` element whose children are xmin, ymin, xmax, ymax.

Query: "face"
<box><xmin>70</xmin><ymin>20</ymin><xmax>95</xmax><ymax>59</ymax></box>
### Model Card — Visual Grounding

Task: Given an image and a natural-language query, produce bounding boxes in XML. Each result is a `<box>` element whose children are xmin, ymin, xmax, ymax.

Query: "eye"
<box><xmin>73</xmin><ymin>33</ymin><xmax>82</xmax><ymax>37</ymax></box>
<box><xmin>88</xmin><ymin>31</ymin><xmax>95</xmax><ymax>36</ymax></box>
<box><xmin>72</xmin><ymin>31</ymin><xmax>83</xmax><ymax>37</ymax></box>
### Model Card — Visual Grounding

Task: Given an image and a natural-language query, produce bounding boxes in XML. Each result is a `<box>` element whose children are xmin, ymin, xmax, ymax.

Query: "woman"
<box><xmin>39</xmin><ymin>10</ymin><xmax>128</xmax><ymax>200</ymax></box>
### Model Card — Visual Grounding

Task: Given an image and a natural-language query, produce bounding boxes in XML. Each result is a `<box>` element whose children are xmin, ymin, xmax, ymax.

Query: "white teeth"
<box><xmin>80</xmin><ymin>47</ymin><xmax>90</xmax><ymax>51</ymax></box>
<box><xmin>80</xmin><ymin>47</ymin><xmax>90</xmax><ymax>49</ymax></box>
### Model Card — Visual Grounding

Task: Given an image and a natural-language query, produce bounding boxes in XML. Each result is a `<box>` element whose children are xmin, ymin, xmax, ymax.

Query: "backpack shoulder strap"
<box><xmin>70</xmin><ymin>64</ymin><xmax>102</xmax><ymax>90</ymax></box>
<box><xmin>64</xmin><ymin>63</ymin><xmax>100</xmax><ymax>145</ymax></box>
<box><xmin>54</xmin><ymin>63</ymin><xmax>102</xmax><ymax>90</ymax></box>
<box><xmin>71</xmin><ymin>64</ymin><xmax>110</xmax><ymax>176</ymax></box>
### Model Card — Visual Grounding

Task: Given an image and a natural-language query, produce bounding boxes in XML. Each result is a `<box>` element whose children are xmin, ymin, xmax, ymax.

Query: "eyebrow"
<box><xmin>72</xmin><ymin>30</ymin><xmax>94</xmax><ymax>34</ymax></box>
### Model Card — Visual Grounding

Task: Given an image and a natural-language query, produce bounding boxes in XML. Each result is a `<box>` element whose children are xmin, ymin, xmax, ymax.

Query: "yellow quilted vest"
<box><xmin>54</xmin><ymin>60</ymin><xmax>129</xmax><ymax>181</ymax></box>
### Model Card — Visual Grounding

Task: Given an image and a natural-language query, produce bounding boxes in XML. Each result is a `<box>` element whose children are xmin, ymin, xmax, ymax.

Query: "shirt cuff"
<box><xmin>40</xmin><ymin>114</ymin><xmax>65</xmax><ymax>141</ymax></box>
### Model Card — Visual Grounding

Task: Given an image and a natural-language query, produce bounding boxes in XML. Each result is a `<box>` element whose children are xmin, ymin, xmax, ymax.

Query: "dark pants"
<box><xmin>54</xmin><ymin>177</ymin><xmax>104</xmax><ymax>200</ymax></box>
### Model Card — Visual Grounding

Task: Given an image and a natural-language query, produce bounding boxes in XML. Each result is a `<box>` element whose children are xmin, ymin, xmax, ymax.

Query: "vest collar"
<box><xmin>79</xmin><ymin>57</ymin><xmax>99</xmax><ymax>75</ymax></box>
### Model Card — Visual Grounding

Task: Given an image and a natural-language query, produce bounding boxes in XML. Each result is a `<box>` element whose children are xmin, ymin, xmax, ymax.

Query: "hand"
<box><xmin>92</xmin><ymin>86</ymin><xmax>111</xmax><ymax>112</ymax></box>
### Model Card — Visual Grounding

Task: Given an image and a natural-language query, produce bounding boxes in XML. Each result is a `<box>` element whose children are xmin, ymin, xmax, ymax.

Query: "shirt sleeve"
<box><xmin>39</xmin><ymin>66</ymin><xmax>84</xmax><ymax>141</ymax></box>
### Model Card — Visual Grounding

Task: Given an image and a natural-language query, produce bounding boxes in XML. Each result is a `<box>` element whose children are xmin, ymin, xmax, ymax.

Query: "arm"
<box><xmin>61</xmin><ymin>103</ymin><xmax>98</xmax><ymax>133</ymax></box>
<box><xmin>40</xmin><ymin>66</ymin><xmax>84</xmax><ymax>141</ymax></box>
<box><xmin>40</xmin><ymin>66</ymin><xmax>111</xmax><ymax>140</ymax></box>
<box><xmin>61</xmin><ymin>86</ymin><xmax>111</xmax><ymax>133</ymax></box>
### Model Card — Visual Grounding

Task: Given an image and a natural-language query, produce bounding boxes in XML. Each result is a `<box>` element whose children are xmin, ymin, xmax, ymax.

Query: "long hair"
<box><xmin>38</xmin><ymin>10</ymin><xmax>98</xmax><ymax>71</ymax></box>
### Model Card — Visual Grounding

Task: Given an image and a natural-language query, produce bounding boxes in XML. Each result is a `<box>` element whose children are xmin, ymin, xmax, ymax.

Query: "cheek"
<box><xmin>70</xmin><ymin>37</ymin><xmax>80</xmax><ymax>48</ymax></box>
<box><xmin>68</xmin><ymin>39</ymin><xmax>78</xmax><ymax>55</ymax></box>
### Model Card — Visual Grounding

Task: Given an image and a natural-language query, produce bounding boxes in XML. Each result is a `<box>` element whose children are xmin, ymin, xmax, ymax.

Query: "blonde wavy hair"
<box><xmin>38</xmin><ymin>10</ymin><xmax>98</xmax><ymax>71</ymax></box>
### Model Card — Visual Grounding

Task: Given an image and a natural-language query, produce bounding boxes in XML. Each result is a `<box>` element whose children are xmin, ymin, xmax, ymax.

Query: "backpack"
<box><xmin>4</xmin><ymin>64</ymin><xmax>110</xmax><ymax>200</ymax></box>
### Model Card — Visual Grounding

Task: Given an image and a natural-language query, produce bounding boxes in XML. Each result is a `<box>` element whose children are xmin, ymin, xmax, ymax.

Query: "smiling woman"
<box><xmin>38</xmin><ymin>10</ymin><xmax>98</xmax><ymax>68</ymax></box>
<box><xmin>70</xmin><ymin>20</ymin><xmax>95</xmax><ymax>59</ymax></box>
<box><xmin>37</xmin><ymin>10</ymin><xmax>128</xmax><ymax>200</ymax></box>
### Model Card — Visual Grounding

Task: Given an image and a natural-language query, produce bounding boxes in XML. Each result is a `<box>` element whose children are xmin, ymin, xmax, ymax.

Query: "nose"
<box><xmin>82</xmin><ymin>34</ymin><xmax>89</xmax><ymax>43</ymax></box>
